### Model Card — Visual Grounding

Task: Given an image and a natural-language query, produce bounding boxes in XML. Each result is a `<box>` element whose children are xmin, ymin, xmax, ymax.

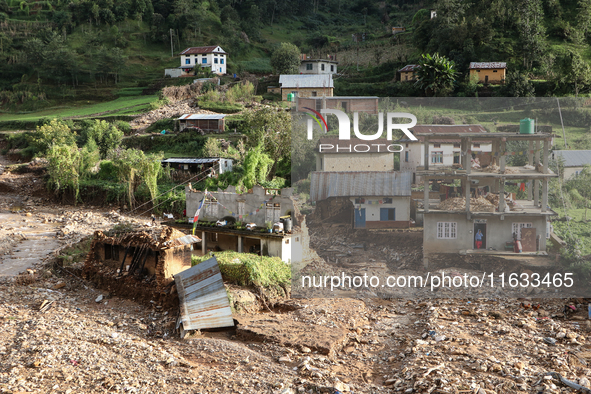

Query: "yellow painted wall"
<box><xmin>400</xmin><ymin>71</ymin><xmax>416</xmax><ymax>81</ymax></box>
<box><xmin>469</xmin><ymin>68</ymin><xmax>506</xmax><ymax>84</ymax></box>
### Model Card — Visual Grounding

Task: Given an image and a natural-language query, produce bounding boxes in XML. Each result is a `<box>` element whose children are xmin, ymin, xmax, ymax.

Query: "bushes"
<box><xmin>199</xmin><ymin>101</ymin><xmax>244</xmax><ymax>113</ymax></box>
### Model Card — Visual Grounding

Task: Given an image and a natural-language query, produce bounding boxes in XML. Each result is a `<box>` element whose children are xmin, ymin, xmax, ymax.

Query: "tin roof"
<box><xmin>174</xmin><ymin>256</ymin><xmax>235</xmax><ymax>331</ymax></box>
<box><xmin>317</xmin><ymin>138</ymin><xmax>395</xmax><ymax>153</ymax></box>
<box><xmin>162</xmin><ymin>158</ymin><xmax>223</xmax><ymax>164</ymax></box>
<box><xmin>469</xmin><ymin>62</ymin><xmax>507</xmax><ymax>69</ymax></box>
<box><xmin>551</xmin><ymin>150</ymin><xmax>591</xmax><ymax>167</ymax></box>
<box><xmin>279</xmin><ymin>74</ymin><xmax>334</xmax><ymax>88</ymax></box>
<box><xmin>177</xmin><ymin>114</ymin><xmax>227</xmax><ymax>120</ymax></box>
<box><xmin>398</xmin><ymin>64</ymin><xmax>420</xmax><ymax>72</ymax></box>
<box><xmin>180</xmin><ymin>46</ymin><xmax>226</xmax><ymax>55</ymax></box>
<box><xmin>301</xmin><ymin>96</ymin><xmax>379</xmax><ymax>100</ymax></box>
<box><xmin>310</xmin><ymin>171</ymin><xmax>411</xmax><ymax>201</ymax></box>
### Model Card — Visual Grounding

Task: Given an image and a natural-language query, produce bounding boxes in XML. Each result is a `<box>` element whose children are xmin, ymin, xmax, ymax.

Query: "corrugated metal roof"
<box><xmin>552</xmin><ymin>150</ymin><xmax>591</xmax><ymax>167</ymax></box>
<box><xmin>302</xmin><ymin>96</ymin><xmax>379</xmax><ymax>100</ymax></box>
<box><xmin>310</xmin><ymin>171</ymin><xmax>411</xmax><ymax>201</ymax></box>
<box><xmin>279</xmin><ymin>74</ymin><xmax>334</xmax><ymax>88</ymax></box>
<box><xmin>163</xmin><ymin>234</ymin><xmax>201</xmax><ymax>248</ymax></box>
<box><xmin>398</xmin><ymin>64</ymin><xmax>420</xmax><ymax>72</ymax></box>
<box><xmin>174</xmin><ymin>256</ymin><xmax>234</xmax><ymax>331</ymax></box>
<box><xmin>469</xmin><ymin>62</ymin><xmax>507</xmax><ymax>69</ymax></box>
<box><xmin>180</xmin><ymin>46</ymin><xmax>226</xmax><ymax>55</ymax></box>
<box><xmin>317</xmin><ymin>138</ymin><xmax>394</xmax><ymax>153</ymax></box>
<box><xmin>177</xmin><ymin>114</ymin><xmax>227</xmax><ymax>120</ymax></box>
<box><xmin>162</xmin><ymin>158</ymin><xmax>221</xmax><ymax>164</ymax></box>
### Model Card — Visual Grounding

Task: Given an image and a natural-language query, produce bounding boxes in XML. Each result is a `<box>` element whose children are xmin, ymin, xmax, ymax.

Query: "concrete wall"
<box><xmin>318</xmin><ymin>152</ymin><xmax>394</xmax><ymax>171</ymax></box>
<box><xmin>350</xmin><ymin>196</ymin><xmax>411</xmax><ymax>228</ymax></box>
<box><xmin>564</xmin><ymin>166</ymin><xmax>585</xmax><ymax>179</ymax></box>
<box><xmin>400</xmin><ymin>141</ymin><xmax>492</xmax><ymax>175</ymax></box>
<box><xmin>165</xmin><ymin>68</ymin><xmax>183</xmax><ymax>78</ymax></box>
<box><xmin>281</xmin><ymin>87</ymin><xmax>334</xmax><ymax>101</ymax></box>
<box><xmin>423</xmin><ymin>213</ymin><xmax>548</xmax><ymax>254</ymax></box>
<box><xmin>469</xmin><ymin>69</ymin><xmax>506</xmax><ymax>84</ymax></box>
<box><xmin>299</xmin><ymin>61</ymin><xmax>337</xmax><ymax>74</ymax></box>
<box><xmin>186</xmin><ymin>185</ymin><xmax>294</xmax><ymax>226</ymax></box>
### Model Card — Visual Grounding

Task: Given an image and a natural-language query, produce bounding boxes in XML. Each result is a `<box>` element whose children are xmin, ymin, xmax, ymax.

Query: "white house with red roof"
<box><xmin>178</xmin><ymin>45</ymin><xmax>227</xmax><ymax>76</ymax></box>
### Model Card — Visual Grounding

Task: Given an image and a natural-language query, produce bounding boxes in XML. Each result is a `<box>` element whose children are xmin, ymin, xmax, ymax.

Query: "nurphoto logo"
<box><xmin>304</xmin><ymin>108</ymin><xmax>418</xmax><ymax>153</ymax></box>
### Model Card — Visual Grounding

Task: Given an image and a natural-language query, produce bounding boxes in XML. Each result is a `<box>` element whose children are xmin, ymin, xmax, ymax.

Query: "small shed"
<box><xmin>469</xmin><ymin>62</ymin><xmax>507</xmax><ymax>84</ymax></box>
<box><xmin>177</xmin><ymin>114</ymin><xmax>227</xmax><ymax>132</ymax></box>
<box><xmin>85</xmin><ymin>227</ymin><xmax>200</xmax><ymax>287</ymax></box>
<box><xmin>162</xmin><ymin>157</ymin><xmax>233</xmax><ymax>175</ymax></box>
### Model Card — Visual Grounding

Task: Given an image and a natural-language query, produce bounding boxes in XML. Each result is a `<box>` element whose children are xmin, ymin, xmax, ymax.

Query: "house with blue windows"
<box><xmin>177</xmin><ymin>45</ymin><xmax>227</xmax><ymax>76</ymax></box>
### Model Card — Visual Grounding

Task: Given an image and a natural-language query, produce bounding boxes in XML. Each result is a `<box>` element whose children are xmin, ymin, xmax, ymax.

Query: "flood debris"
<box><xmin>174</xmin><ymin>256</ymin><xmax>234</xmax><ymax>338</ymax></box>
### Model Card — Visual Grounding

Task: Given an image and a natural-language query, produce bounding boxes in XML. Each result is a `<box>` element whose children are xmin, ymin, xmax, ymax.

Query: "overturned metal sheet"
<box><xmin>174</xmin><ymin>256</ymin><xmax>234</xmax><ymax>331</ymax></box>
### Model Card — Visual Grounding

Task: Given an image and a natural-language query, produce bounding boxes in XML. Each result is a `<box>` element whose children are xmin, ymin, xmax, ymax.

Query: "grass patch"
<box><xmin>192</xmin><ymin>251</ymin><xmax>290</xmax><ymax>292</ymax></box>
<box><xmin>237</xmin><ymin>57</ymin><xmax>273</xmax><ymax>74</ymax></box>
<box><xmin>199</xmin><ymin>101</ymin><xmax>244</xmax><ymax>114</ymax></box>
<box><xmin>0</xmin><ymin>95</ymin><xmax>157</xmax><ymax>123</ymax></box>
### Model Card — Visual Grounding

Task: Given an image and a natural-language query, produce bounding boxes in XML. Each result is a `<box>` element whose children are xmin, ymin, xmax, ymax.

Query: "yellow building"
<box><xmin>278</xmin><ymin>74</ymin><xmax>334</xmax><ymax>101</ymax></box>
<box><xmin>398</xmin><ymin>64</ymin><xmax>420</xmax><ymax>82</ymax></box>
<box><xmin>469</xmin><ymin>62</ymin><xmax>506</xmax><ymax>84</ymax></box>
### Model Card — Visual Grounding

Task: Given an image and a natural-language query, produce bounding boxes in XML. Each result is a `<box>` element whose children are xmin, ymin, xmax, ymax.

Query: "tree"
<box><xmin>270</xmin><ymin>42</ymin><xmax>300</xmax><ymax>75</ymax></box>
<box><xmin>30</xmin><ymin>119</ymin><xmax>77</xmax><ymax>155</ymax></box>
<box><xmin>243</xmin><ymin>107</ymin><xmax>291</xmax><ymax>176</ymax></box>
<box><xmin>516</xmin><ymin>0</ymin><xmax>547</xmax><ymax>70</ymax></box>
<box><xmin>109</xmin><ymin>149</ymin><xmax>163</xmax><ymax>208</ymax></box>
<box><xmin>501</xmin><ymin>70</ymin><xmax>535</xmax><ymax>97</ymax></box>
<box><xmin>46</xmin><ymin>144</ymin><xmax>81</xmax><ymax>202</ymax></box>
<box><xmin>415</xmin><ymin>53</ymin><xmax>457</xmax><ymax>97</ymax></box>
<box><xmin>242</xmin><ymin>145</ymin><xmax>274</xmax><ymax>190</ymax></box>
<box><xmin>81</xmin><ymin>119</ymin><xmax>124</xmax><ymax>158</ymax></box>
<box><xmin>554</xmin><ymin>49</ymin><xmax>591</xmax><ymax>98</ymax></box>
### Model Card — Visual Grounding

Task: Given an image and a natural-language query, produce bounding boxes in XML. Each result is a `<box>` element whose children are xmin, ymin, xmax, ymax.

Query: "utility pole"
<box><xmin>170</xmin><ymin>29</ymin><xmax>174</xmax><ymax>58</ymax></box>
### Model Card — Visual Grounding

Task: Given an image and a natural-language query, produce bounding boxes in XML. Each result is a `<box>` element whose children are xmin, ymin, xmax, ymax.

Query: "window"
<box><xmin>453</xmin><ymin>152</ymin><xmax>460</xmax><ymax>164</ymax></box>
<box><xmin>431</xmin><ymin>151</ymin><xmax>443</xmax><ymax>163</ymax></box>
<box><xmin>341</xmin><ymin>102</ymin><xmax>347</xmax><ymax>112</ymax></box>
<box><xmin>311</xmin><ymin>91</ymin><xmax>317</xmax><ymax>97</ymax></box>
<box><xmin>214</xmin><ymin>58</ymin><xmax>218</xmax><ymax>64</ymax></box>
<box><xmin>208</xmin><ymin>233</ymin><xmax>218</xmax><ymax>242</ymax></box>
<box><xmin>330</xmin><ymin>65</ymin><xmax>334</xmax><ymax>72</ymax></box>
<box><xmin>477</xmin><ymin>70</ymin><xmax>481</xmax><ymax>72</ymax></box>
<box><xmin>512</xmin><ymin>222</ymin><xmax>532</xmax><ymax>239</ymax></box>
<box><xmin>321</xmin><ymin>64</ymin><xmax>325</xmax><ymax>71</ymax></box>
<box><xmin>306</xmin><ymin>63</ymin><xmax>313</xmax><ymax>70</ymax></box>
<box><xmin>493</xmin><ymin>70</ymin><xmax>498</xmax><ymax>73</ymax></box>
<box><xmin>437</xmin><ymin>222</ymin><xmax>457</xmax><ymax>239</ymax></box>
<box><xmin>473</xmin><ymin>143</ymin><xmax>481</xmax><ymax>148</ymax></box>
<box><xmin>205</xmin><ymin>200</ymin><xmax>218</xmax><ymax>216</ymax></box>
<box><xmin>202</xmin><ymin>58</ymin><xmax>207</xmax><ymax>64</ymax></box>
<box><xmin>285</xmin><ymin>239</ymin><xmax>289</xmax><ymax>244</ymax></box>
<box><xmin>266</xmin><ymin>203</ymin><xmax>280</xmax><ymax>222</ymax></box>
<box><xmin>453</xmin><ymin>143</ymin><xmax>460</xmax><ymax>148</ymax></box>
<box><xmin>185</xmin><ymin>59</ymin><xmax>190</xmax><ymax>64</ymax></box>
<box><xmin>433</xmin><ymin>143</ymin><xmax>441</xmax><ymax>148</ymax></box>
<box><xmin>380</xmin><ymin>208</ymin><xmax>396</xmax><ymax>221</ymax></box>
<box><xmin>383</xmin><ymin>198</ymin><xmax>393</xmax><ymax>204</ymax></box>
<box><xmin>354</xmin><ymin>198</ymin><xmax>365</xmax><ymax>204</ymax></box>
<box><xmin>315</xmin><ymin>99</ymin><xmax>322</xmax><ymax>111</ymax></box>
<box><xmin>405</xmin><ymin>151</ymin><xmax>409</xmax><ymax>162</ymax></box>
<box><xmin>221</xmin><ymin>59</ymin><xmax>224</xmax><ymax>64</ymax></box>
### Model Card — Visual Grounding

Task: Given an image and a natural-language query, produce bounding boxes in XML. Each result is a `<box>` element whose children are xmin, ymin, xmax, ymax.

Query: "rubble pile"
<box><xmin>129</xmin><ymin>100</ymin><xmax>219</xmax><ymax>132</ymax></box>
<box><xmin>481</xmin><ymin>164</ymin><xmax>520</xmax><ymax>174</ymax></box>
<box><xmin>437</xmin><ymin>197</ymin><xmax>495</xmax><ymax>212</ymax></box>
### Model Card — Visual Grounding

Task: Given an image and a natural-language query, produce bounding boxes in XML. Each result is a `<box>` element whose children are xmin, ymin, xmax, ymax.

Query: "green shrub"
<box><xmin>199</xmin><ymin>101</ymin><xmax>243</xmax><ymax>113</ymax></box>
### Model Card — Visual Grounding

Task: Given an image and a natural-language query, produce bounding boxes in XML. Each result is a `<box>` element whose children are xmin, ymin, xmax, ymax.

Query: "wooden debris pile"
<box><xmin>486</xmin><ymin>193</ymin><xmax>500</xmax><ymax>206</ymax></box>
<box><xmin>480</xmin><ymin>164</ymin><xmax>519</xmax><ymax>174</ymax></box>
<box><xmin>437</xmin><ymin>197</ymin><xmax>495</xmax><ymax>212</ymax></box>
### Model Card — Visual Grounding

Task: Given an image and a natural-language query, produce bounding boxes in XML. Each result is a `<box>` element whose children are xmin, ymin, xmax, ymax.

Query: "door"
<box><xmin>380</xmin><ymin>208</ymin><xmax>395</xmax><ymax>221</ymax></box>
<box><xmin>474</xmin><ymin>223</ymin><xmax>487</xmax><ymax>249</ymax></box>
<box><xmin>354</xmin><ymin>208</ymin><xmax>366</xmax><ymax>228</ymax></box>
<box><xmin>521</xmin><ymin>228</ymin><xmax>537</xmax><ymax>252</ymax></box>
<box><xmin>485</xmin><ymin>75</ymin><xmax>489</xmax><ymax>84</ymax></box>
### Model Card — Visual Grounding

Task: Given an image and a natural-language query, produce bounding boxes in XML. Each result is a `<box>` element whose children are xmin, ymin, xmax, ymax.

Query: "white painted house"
<box><xmin>400</xmin><ymin>124</ymin><xmax>492</xmax><ymax>183</ymax></box>
<box><xmin>299</xmin><ymin>55</ymin><xmax>338</xmax><ymax>75</ymax></box>
<box><xmin>179</xmin><ymin>46</ymin><xmax>227</xmax><ymax>75</ymax></box>
<box><xmin>551</xmin><ymin>150</ymin><xmax>591</xmax><ymax>179</ymax></box>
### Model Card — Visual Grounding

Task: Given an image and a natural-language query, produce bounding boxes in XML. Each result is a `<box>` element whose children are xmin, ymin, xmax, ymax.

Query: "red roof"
<box><xmin>180</xmin><ymin>46</ymin><xmax>226</xmax><ymax>55</ymax></box>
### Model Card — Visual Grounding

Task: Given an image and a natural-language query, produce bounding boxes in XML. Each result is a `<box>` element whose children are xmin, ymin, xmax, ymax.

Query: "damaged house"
<box><xmin>85</xmin><ymin>227</ymin><xmax>200</xmax><ymax>287</ymax></box>
<box><xmin>311</xmin><ymin>138</ymin><xmax>412</xmax><ymax>229</ymax></box>
<box><xmin>417</xmin><ymin>129</ymin><xmax>557</xmax><ymax>261</ymax></box>
<box><xmin>185</xmin><ymin>185</ymin><xmax>305</xmax><ymax>263</ymax></box>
